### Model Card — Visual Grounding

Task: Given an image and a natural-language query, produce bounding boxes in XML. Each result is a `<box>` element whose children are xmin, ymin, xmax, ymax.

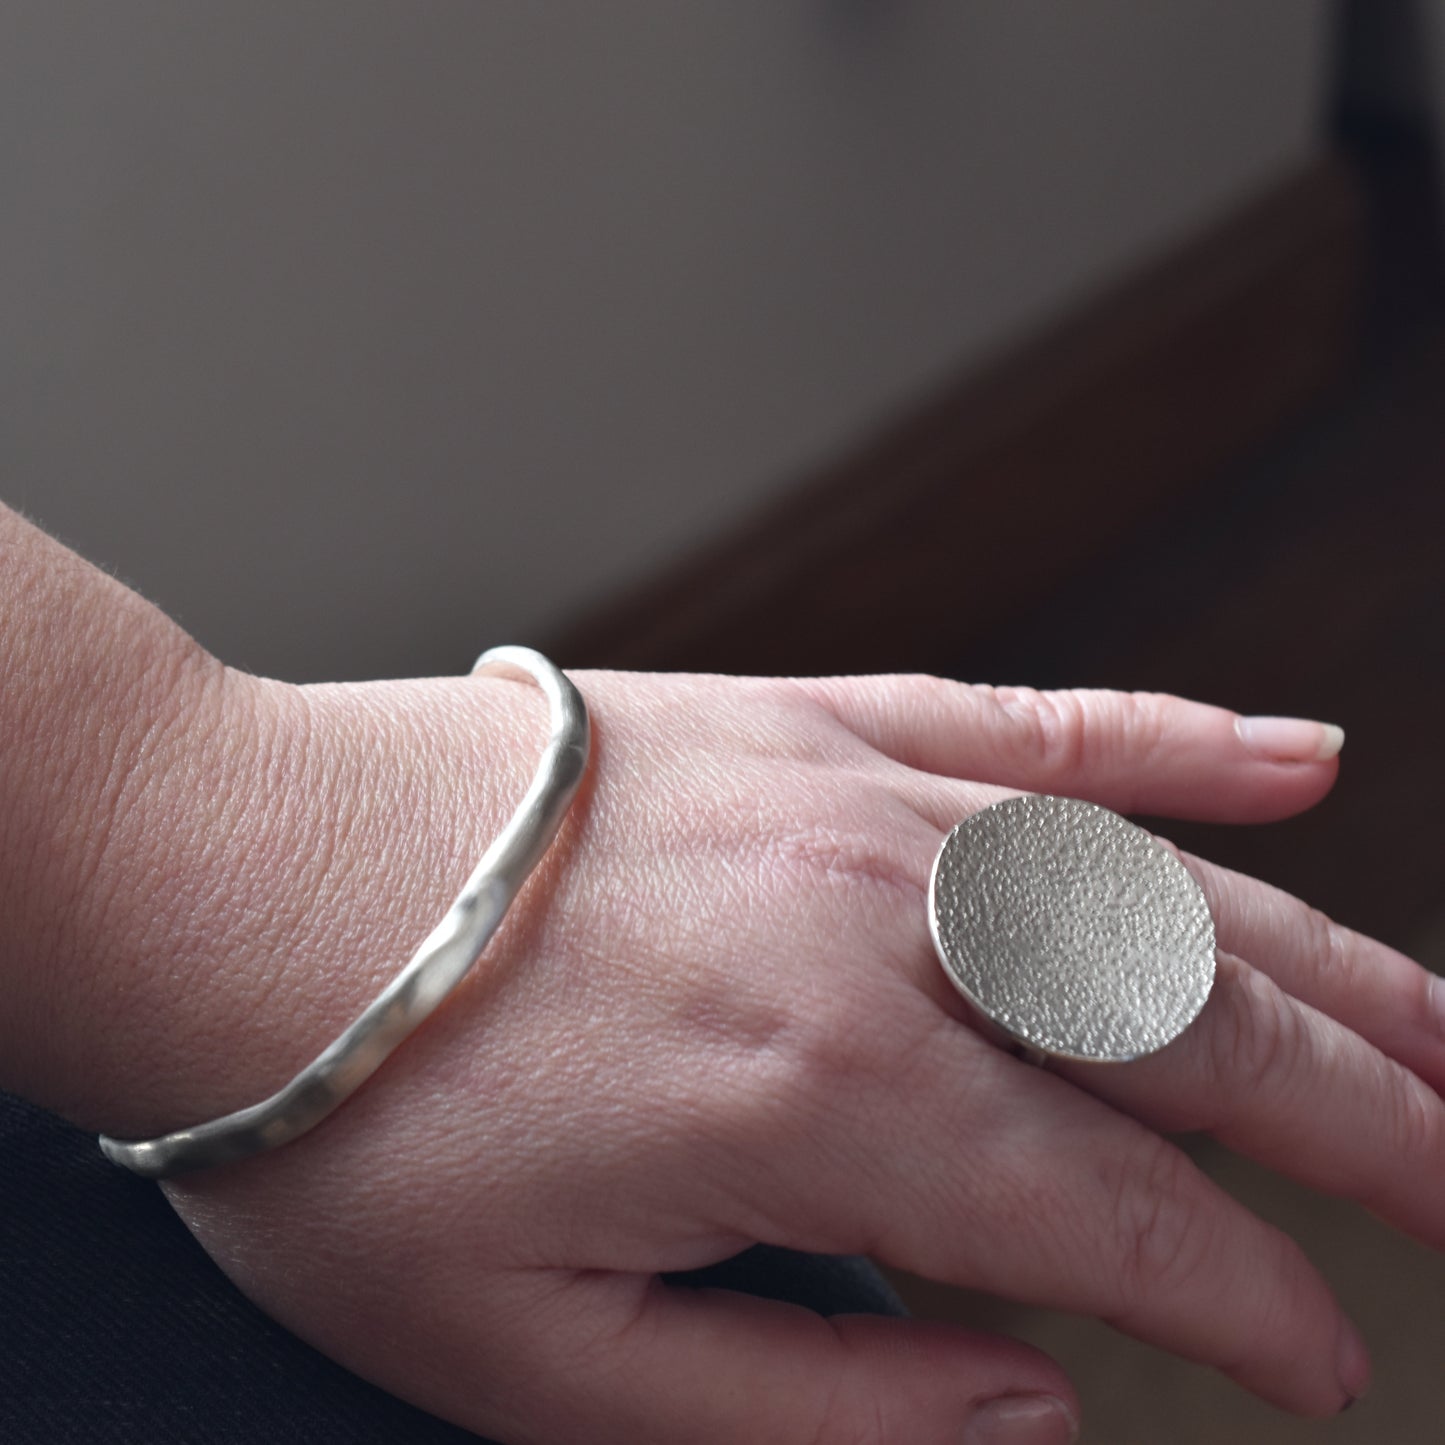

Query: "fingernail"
<box><xmin>963</xmin><ymin>1393</ymin><xmax>1078</xmax><ymax>1445</ymax></box>
<box><xmin>1337</xmin><ymin>1316</ymin><xmax>1371</xmax><ymax>1407</ymax></box>
<box><xmin>1429</xmin><ymin>974</ymin><xmax>1445</xmax><ymax>1042</ymax></box>
<box><xmin>1235</xmin><ymin>715</ymin><xmax>1345</xmax><ymax>763</ymax></box>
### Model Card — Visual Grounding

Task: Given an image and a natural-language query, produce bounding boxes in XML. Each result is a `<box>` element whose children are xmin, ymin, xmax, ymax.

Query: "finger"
<box><xmin>462</xmin><ymin>1269</ymin><xmax>1080</xmax><ymax>1445</ymax></box>
<box><xmin>774</xmin><ymin>1003</ymin><xmax>1364</xmax><ymax>1416</ymax></box>
<box><xmin>1052</xmin><ymin>954</ymin><xmax>1445</xmax><ymax>1252</ymax></box>
<box><xmin>796</xmin><ymin>676</ymin><xmax>1341</xmax><ymax>822</ymax></box>
<box><xmin>1184</xmin><ymin>851</ymin><xmax>1445</xmax><ymax>1095</ymax></box>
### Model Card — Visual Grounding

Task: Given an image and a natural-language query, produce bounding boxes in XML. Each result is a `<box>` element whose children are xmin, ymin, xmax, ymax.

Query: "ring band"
<box><xmin>100</xmin><ymin>645</ymin><xmax>590</xmax><ymax>1179</ymax></box>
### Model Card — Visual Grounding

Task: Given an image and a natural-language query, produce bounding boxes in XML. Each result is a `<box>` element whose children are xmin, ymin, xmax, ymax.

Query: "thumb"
<box><xmin>489</xmin><ymin>1269</ymin><xmax>1080</xmax><ymax>1445</ymax></box>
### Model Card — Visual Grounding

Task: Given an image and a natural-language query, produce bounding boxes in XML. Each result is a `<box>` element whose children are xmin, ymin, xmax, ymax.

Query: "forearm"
<box><xmin>0</xmin><ymin>505</ymin><xmax>543</xmax><ymax>1144</ymax></box>
<box><xmin>0</xmin><ymin>503</ymin><xmax>229</xmax><ymax>1123</ymax></box>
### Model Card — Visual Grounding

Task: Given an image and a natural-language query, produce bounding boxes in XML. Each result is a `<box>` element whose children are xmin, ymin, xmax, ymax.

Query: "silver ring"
<box><xmin>929</xmin><ymin>795</ymin><xmax>1215</xmax><ymax>1063</ymax></box>
<box><xmin>100</xmin><ymin>645</ymin><xmax>590</xmax><ymax>1178</ymax></box>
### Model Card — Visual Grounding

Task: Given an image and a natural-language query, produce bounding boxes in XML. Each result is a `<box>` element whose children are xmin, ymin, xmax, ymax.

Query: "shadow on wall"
<box><xmin>3</xmin><ymin>2</ymin><xmax>1332</xmax><ymax>681</ymax></box>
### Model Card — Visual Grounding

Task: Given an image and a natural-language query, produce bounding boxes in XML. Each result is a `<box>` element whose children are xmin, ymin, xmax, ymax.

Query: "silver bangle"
<box><xmin>99</xmin><ymin>646</ymin><xmax>590</xmax><ymax>1180</ymax></box>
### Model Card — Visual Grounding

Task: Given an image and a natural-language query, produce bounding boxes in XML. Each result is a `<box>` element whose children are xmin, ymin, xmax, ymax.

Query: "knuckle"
<box><xmin>806</xmin><ymin>1365</ymin><xmax>894</xmax><ymax>1445</ymax></box>
<box><xmin>988</xmin><ymin>685</ymin><xmax>1088</xmax><ymax>776</ymax></box>
<box><xmin>911</xmin><ymin>671</ymin><xmax>966</xmax><ymax>713</ymax></box>
<box><xmin>1388</xmin><ymin>1068</ymin><xmax>1443</xmax><ymax>1166</ymax></box>
<box><xmin>802</xmin><ymin>671</ymin><xmax>956</xmax><ymax>737</ymax></box>
<box><xmin>1206</xmin><ymin>962</ymin><xmax>1298</xmax><ymax>1108</ymax></box>
<box><xmin>893</xmin><ymin>671</ymin><xmax>960</xmax><ymax>707</ymax></box>
<box><xmin>988</xmin><ymin>686</ymin><xmax>1178</xmax><ymax>787</ymax></box>
<box><xmin>1107</xmin><ymin>1139</ymin><xmax>1216</xmax><ymax>1311</ymax></box>
<box><xmin>875</xmin><ymin>671</ymin><xmax>963</xmax><ymax>746</ymax></box>
<box><xmin>1121</xmin><ymin>686</ymin><xmax>1176</xmax><ymax>731</ymax></box>
<box><xmin>1114</xmin><ymin>690</ymin><xmax>1174</xmax><ymax>770</ymax></box>
<box><xmin>1303</xmin><ymin>904</ymin><xmax>1357</xmax><ymax>991</ymax></box>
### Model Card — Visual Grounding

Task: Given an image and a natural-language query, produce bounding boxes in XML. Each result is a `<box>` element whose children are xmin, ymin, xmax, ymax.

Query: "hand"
<box><xmin>34</xmin><ymin>664</ymin><xmax>1445</xmax><ymax>1443</ymax></box>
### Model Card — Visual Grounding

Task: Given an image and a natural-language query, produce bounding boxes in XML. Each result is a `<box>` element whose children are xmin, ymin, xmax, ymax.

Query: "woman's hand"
<box><xmin>23</xmin><ymin>652</ymin><xmax>1444</xmax><ymax>1442</ymax></box>
<box><xmin>36</xmin><ymin>661</ymin><xmax>1445</xmax><ymax>1445</ymax></box>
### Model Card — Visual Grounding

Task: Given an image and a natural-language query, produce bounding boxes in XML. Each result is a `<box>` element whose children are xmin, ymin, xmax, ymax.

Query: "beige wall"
<box><xmin>3</xmin><ymin>2</ymin><xmax>1330</xmax><ymax>679</ymax></box>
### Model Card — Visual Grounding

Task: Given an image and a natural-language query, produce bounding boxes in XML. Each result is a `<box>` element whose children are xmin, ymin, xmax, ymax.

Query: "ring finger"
<box><xmin>1050</xmin><ymin>952</ymin><xmax>1445</xmax><ymax>1252</ymax></box>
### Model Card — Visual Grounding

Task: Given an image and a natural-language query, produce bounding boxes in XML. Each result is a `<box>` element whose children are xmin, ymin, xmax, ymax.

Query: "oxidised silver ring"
<box><xmin>928</xmin><ymin>795</ymin><xmax>1215</xmax><ymax>1064</ymax></box>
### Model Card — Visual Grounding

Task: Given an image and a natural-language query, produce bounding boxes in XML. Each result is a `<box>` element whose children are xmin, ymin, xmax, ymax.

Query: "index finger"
<box><xmin>796</xmin><ymin>676</ymin><xmax>1341</xmax><ymax>823</ymax></box>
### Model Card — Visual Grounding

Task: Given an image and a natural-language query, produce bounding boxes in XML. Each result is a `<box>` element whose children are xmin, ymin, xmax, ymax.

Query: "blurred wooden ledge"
<box><xmin>551</xmin><ymin>155</ymin><xmax>1365</xmax><ymax>676</ymax></box>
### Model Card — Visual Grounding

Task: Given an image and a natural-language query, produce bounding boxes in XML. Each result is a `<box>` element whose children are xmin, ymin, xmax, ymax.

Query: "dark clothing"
<box><xmin>0</xmin><ymin>1092</ymin><xmax>904</xmax><ymax>1443</ymax></box>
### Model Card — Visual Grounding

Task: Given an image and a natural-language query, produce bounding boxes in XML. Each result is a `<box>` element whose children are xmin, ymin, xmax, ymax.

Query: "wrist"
<box><xmin>10</xmin><ymin>656</ymin><xmax>547</xmax><ymax>1150</ymax></box>
<box><xmin>0</xmin><ymin>505</ymin><xmax>240</xmax><ymax>1118</ymax></box>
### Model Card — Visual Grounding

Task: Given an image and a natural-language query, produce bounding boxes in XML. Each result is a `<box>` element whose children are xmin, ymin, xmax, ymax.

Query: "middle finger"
<box><xmin>1184</xmin><ymin>851</ymin><xmax>1445</xmax><ymax>1097</ymax></box>
<box><xmin>1050</xmin><ymin>951</ymin><xmax>1445</xmax><ymax>1253</ymax></box>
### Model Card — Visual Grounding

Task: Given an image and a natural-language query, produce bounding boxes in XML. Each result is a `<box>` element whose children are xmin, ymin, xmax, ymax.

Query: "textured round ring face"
<box><xmin>929</xmin><ymin>795</ymin><xmax>1215</xmax><ymax>1062</ymax></box>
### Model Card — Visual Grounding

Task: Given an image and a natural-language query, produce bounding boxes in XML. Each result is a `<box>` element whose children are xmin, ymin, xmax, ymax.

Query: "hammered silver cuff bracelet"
<box><xmin>99</xmin><ymin>646</ymin><xmax>590</xmax><ymax>1180</ymax></box>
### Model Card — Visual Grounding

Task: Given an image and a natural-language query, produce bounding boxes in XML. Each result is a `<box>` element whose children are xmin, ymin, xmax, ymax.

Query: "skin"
<box><xmin>5</xmin><ymin>503</ymin><xmax>1443</xmax><ymax>1443</ymax></box>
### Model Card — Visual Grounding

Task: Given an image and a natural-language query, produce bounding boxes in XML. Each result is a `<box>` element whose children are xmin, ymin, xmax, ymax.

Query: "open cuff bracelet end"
<box><xmin>99</xmin><ymin>645</ymin><xmax>589</xmax><ymax>1180</ymax></box>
